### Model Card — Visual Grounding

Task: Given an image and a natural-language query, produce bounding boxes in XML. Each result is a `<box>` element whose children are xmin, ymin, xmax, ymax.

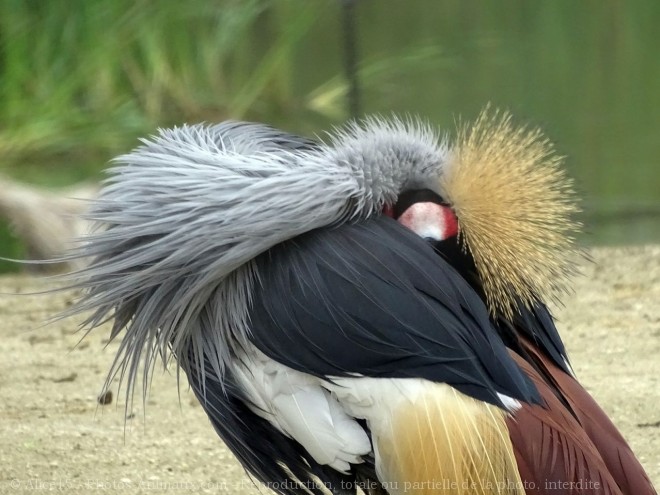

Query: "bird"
<box><xmin>57</xmin><ymin>110</ymin><xmax>656</xmax><ymax>495</ymax></box>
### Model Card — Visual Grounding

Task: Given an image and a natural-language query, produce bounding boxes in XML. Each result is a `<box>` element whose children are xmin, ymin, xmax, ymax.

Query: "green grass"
<box><xmin>0</xmin><ymin>0</ymin><xmax>324</xmax><ymax>179</ymax></box>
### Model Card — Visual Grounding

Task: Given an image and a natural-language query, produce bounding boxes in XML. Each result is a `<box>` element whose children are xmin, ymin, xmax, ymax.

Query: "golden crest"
<box><xmin>440</xmin><ymin>109</ymin><xmax>581</xmax><ymax>318</ymax></box>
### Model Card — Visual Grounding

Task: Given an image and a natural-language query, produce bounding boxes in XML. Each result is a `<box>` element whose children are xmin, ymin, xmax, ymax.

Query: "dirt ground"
<box><xmin>0</xmin><ymin>246</ymin><xmax>658</xmax><ymax>494</ymax></box>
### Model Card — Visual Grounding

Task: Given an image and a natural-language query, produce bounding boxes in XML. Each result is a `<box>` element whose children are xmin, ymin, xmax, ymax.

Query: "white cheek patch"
<box><xmin>398</xmin><ymin>202</ymin><xmax>448</xmax><ymax>241</ymax></box>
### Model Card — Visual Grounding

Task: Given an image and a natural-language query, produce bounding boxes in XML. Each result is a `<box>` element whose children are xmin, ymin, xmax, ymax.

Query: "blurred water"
<box><xmin>294</xmin><ymin>0</ymin><xmax>660</xmax><ymax>245</ymax></box>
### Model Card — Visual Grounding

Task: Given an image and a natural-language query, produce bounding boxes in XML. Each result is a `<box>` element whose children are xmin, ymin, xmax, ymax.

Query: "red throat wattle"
<box><xmin>441</xmin><ymin>204</ymin><xmax>459</xmax><ymax>238</ymax></box>
<box><xmin>393</xmin><ymin>202</ymin><xmax>458</xmax><ymax>241</ymax></box>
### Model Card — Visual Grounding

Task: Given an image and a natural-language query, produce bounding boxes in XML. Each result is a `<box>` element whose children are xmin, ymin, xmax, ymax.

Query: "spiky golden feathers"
<box><xmin>378</xmin><ymin>385</ymin><xmax>524</xmax><ymax>495</ymax></box>
<box><xmin>440</xmin><ymin>109</ymin><xmax>581</xmax><ymax>319</ymax></box>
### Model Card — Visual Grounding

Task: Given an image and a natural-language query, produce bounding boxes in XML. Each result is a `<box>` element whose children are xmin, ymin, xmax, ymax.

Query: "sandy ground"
<box><xmin>0</xmin><ymin>246</ymin><xmax>658</xmax><ymax>494</ymax></box>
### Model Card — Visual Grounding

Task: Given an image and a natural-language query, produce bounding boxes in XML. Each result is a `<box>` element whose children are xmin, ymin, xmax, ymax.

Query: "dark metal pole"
<box><xmin>341</xmin><ymin>0</ymin><xmax>361</xmax><ymax>119</ymax></box>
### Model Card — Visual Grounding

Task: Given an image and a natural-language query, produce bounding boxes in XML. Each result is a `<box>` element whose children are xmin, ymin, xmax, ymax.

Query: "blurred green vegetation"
<box><xmin>1</xmin><ymin>0</ymin><xmax>659</xmax><ymax>272</ymax></box>
<box><xmin>0</xmin><ymin>0</ymin><xmax>316</xmax><ymax>185</ymax></box>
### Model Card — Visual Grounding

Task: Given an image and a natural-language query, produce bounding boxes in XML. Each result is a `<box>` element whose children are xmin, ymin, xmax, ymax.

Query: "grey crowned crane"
<box><xmin>59</xmin><ymin>110</ymin><xmax>656</xmax><ymax>495</ymax></box>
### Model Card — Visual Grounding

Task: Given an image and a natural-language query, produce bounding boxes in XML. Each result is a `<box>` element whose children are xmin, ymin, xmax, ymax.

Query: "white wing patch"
<box><xmin>233</xmin><ymin>347</ymin><xmax>372</xmax><ymax>473</ymax></box>
<box><xmin>233</xmin><ymin>346</ymin><xmax>518</xmax><ymax>484</ymax></box>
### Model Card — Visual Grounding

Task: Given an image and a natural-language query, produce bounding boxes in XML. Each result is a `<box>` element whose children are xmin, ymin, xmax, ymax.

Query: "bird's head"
<box><xmin>386</xmin><ymin>109</ymin><xmax>581</xmax><ymax>319</ymax></box>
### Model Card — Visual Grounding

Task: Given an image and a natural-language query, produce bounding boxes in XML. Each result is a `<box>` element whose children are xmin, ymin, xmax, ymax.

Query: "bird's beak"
<box><xmin>396</xmin><ymin>202</ymin><xmax>459</xmax><ymax>244</ymax></box>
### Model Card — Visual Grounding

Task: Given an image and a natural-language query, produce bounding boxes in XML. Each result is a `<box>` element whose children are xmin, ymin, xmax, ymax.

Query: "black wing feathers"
<box><xmin>515</xmin><ymin>302</ymin><xmax>571</xmax><ymax>374</ymax></box>
<box><xmin>187</xmin><ymin>359</ymin><xmax>354</xmax><ymax>495</ymax></box>
<box><xmin>434</xmin><ymin>238</ymin><xmax>571</xmax><ymax>374</ymax></box>
<box><xmin>249</xmin><ymin>216</ymin><xmax>539</xmax><ymax>407</ymax></box>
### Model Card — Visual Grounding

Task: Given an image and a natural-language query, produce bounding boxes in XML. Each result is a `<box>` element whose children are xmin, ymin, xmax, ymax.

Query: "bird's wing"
<box><xmin>247</xmin><ymin>215</ymin><xmax>539</xmax><ymax>409</ymax></box>
<box><xmin>231</xmin><ymin>348</ymin><xmax>372</xmax><ymax>473</ymax></box>
<box><xmin>188</xmin><ymin>215</ymin><xmax>540</xmax><ymax>494</ymax></box>
<box><xmin>509</xmin><ymin>302</ymin><xmax>573</xmax><ymax>375</ymax></box>
<box><xmin>186</xmin><ymin>359</ymin><xmax>355</xmax><ymax>495</ymax></box>
<box><xmin>220</xmin><ymin>215</ymin><xmax>540</xmax><ymax>493</ymax></box>
<box><xmin>515</xmin><ymin>337</ymin><xmax>657</xmax><ymax>495</ymax></box>
<box><xmin>506</xmin><ymin>349</ymin><xmax>628</xmax><ymax>495</ymax></box>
